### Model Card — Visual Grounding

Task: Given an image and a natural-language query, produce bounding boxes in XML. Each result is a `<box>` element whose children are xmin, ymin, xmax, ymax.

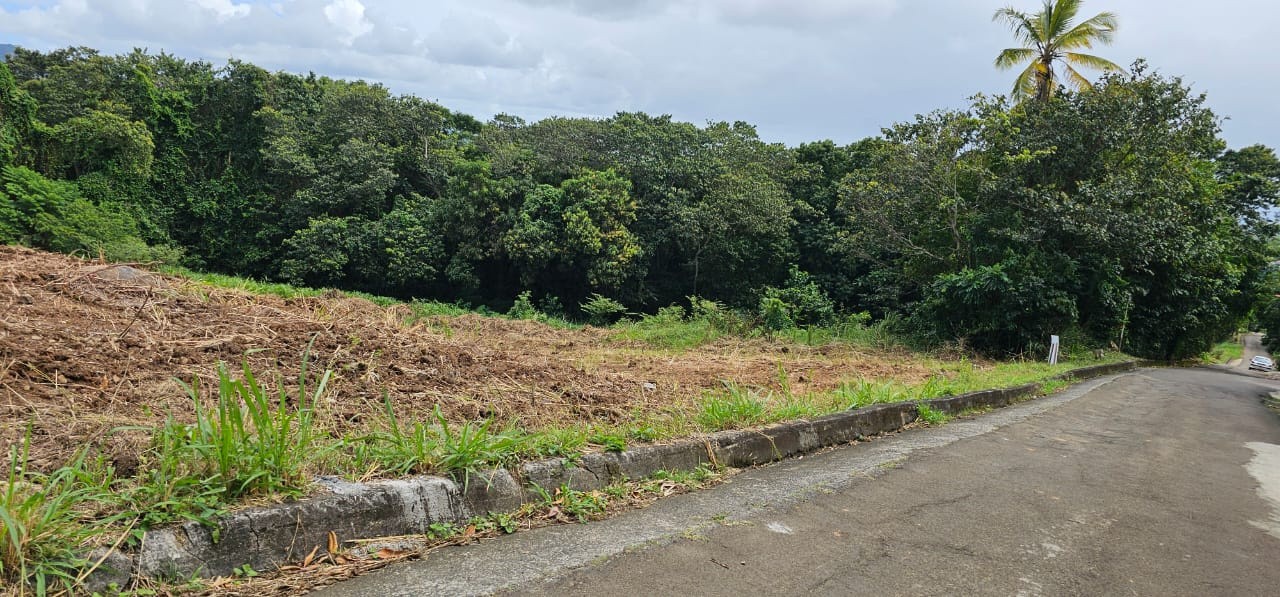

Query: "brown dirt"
<box><xmin>0</xmin><ymin>246</ymin><xmax>935</xmax><ymax>472</ymax></box>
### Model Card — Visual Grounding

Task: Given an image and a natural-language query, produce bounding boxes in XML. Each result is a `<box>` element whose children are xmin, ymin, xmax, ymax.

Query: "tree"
<box><xmin>993</xmin><ymin>0</ymin><xmax>1122</xmax><ymax>101</ymax></box>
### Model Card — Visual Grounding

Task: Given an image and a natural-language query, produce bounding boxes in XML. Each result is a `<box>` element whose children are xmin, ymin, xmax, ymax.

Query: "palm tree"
<box><xmin>993</xmin><ymin>0</ymin><xmax>1122</xmax><ymax>101</ymax></box>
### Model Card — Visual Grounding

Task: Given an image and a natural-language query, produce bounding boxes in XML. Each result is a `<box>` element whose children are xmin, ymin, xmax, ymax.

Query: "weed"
<box><xmin>519</xmin><ymin>428</ymin><xmax>587</xmax><ymax>460</ymax></box>
<box><xmin>838</xmin><ymin>379</ymin><xmax>909</xmax><ymax>409</ymax></box>
<box><xmin>1039</xmin><ymin>379</ymin><xmax>1069</xmax><ymax>394</ymax></box>
<box><xmin>121</xmin><ymin>351</ymin><xmax>333</xmax><ymax>536</ymax></box>
<box><xmin>580</xmin><ymin>294</ymin><xmax>627</xmax><ymax>326</ymax></box>
<box><xmin>426</xmin><ymin>522</ymin><xmax>458</xmax><ymax>539</ymax></box>
<box><xmin>177</xmin><ymin>354</ymin><xmax>330</xmax><ymax>499</ymax></box>
<box><xmin>433</xmin><ymin>409</ymin><xmax>523</xmax><ymax>483</ymax></box>
<box><xmin>589</xmin><ymin>433</ymin><xmax>627</xmax><ymax>453</ymax></box>
<box><xmin>916</xmin><ymin>404</ymin><xmax>950</xmax><ymax>425</ymax></box>
<box><xmin>696</xmin><ymin>383</ymin><xmax>768</xmax><ymax>431</ymax></box>
<box><xmin>1</xmin><ymin>433</ymin><xmax>116</xmax><ymax>595</ymax></box>
<box><xmin>554</xmin><ymin>486</ymin><xmax>609</xmax><ymax>522</ymax></box>
<box><xmin>365</xmin><ymin>402</ymin><xmax>523</xmax><ymax>487</ymax></box>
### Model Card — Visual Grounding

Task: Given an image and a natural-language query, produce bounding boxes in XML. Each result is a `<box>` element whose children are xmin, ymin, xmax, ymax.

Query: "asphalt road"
<box><xmin>319</xmin><ymin>366</ymin><xmax>1280</xmax><ymax>596</ymax></box>
<box><xmin>1237</xmin><ymin>333</ymin><xmax>1272</xmax><ymax>373</ymax></box>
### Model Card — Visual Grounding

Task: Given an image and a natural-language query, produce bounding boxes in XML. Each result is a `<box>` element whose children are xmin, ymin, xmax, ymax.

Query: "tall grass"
<box><xmin>121</xmin><ymin>348</ymin><xmax>334</xmax><ymax>535</ymax></box>
<box><xmin>180</xmin><ymin>357</ymin><xmax>331</xmax><ymax>498</ymax></box>
<box><xmin>696</xmin><ymin>382</ymin><xmax>768</xmax><ymax>430</ymax></box>
<box><xmin>1</xmin><ymin>434</ymin><xmax>115</xmax><ymax>595</ymax></box>
<box><xmin>361</xmin><ymin>401</ymin><xmax>524</xmax><ymax>486</ymax></box>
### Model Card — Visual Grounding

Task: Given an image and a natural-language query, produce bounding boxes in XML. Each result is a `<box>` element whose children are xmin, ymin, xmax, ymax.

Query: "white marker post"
<box><xmin>1049</xmin><ymin>335</ymin><xmax>1060</xmax><ymax>365</ymax></box>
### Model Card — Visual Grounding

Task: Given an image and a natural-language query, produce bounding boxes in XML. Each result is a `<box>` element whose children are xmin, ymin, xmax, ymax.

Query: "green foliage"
<box><xmin>758</xmin><ymin>296</ymin><xmax>793</xmax><ymax>332</ymax></box>
<box><xmin>1</xmin><ymin>435</ymin><xmax>115</xmax><ymax>595</ymax></box>
<box><xmin>696</xmin><ymin>383</ymin><xmax>768</xmax><ymax>431</ymax></box>
<box><xmin>0</xmin><ymin>62</ymin><xmax>37</xmax><ymax>169</ymax></box>
<box><xmin>174</xmin><ymin>355</ymin><xmax>330</xmax><ymax>500</ymax></box>
<box><xmin>507</xmin><ymin>290</ymin><xmax>541</xmax><ymax>320</ymax></box>
<box><xmin>761</xmin><ymin>267</ymin><xmax>836</xmax><ymax>329</ymax></box>
<box><xmin>1</xmin><ymin>165</ymin><xmax>179</xmax><ymax>262</ymax></box>
<box><xmin>580</xmin><ymin>293</ymin><xmax>626</xmax><ymax>326</ymax></box>
<box><xmin>2</xmin><ymin>46</ymin><xmax>1272</xmax><ymax>361</ymax></box>
<box><xmin>589</xmin><ymin>433</ymin><xmax>627</xmax><ymax>453</ymax></box>
<box><xmin>364</xmin><ymin>401</ymin><xmax>523</xmax><ymax>485</ymax></box>
<box><xmin>916</xmin><ymin>404</ymin><xmax>950</xmax><ymax>425</ymax></box>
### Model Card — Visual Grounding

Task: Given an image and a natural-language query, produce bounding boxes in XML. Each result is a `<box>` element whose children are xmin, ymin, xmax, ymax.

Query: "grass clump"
<box><xmin>1</xmin><ymin>435</ymin><xmax>116</xmax><ymax>595</ymax></box>
<box><xmin>916</xmin><ymin>404</ymin><xmax>950</xmax><ymax>425</ymax></box>
<box><xmin>362</xmin><ymin>401</ymin><xmax>524</xmax><ymax>485</ymax></box>
<box><xmin>123</xmin><ymin>352</ymin><xmax>334</xmax><ymax>533</ymax></box>
<box><xmin>696</xmin><ymin>383</ymin><xmax>768</xmax><ymax>431</ymax></box>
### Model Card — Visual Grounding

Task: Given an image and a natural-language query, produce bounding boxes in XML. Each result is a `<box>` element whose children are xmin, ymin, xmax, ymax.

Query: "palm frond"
<box><xmin>1012</xmin><ymin>62</ymin><xmax>1039</xmax><ymax>99</ymax></box>
<box><xmin>1064</xmin><ymin>51</ymin><xmax>1123</xmax><ymax>73</ymax></box>
<box><xmin>1056</xmin><ymin>12</ymin><xmax>1119</xmax><ymax>49</ymax></box>
<box><xmin>1061</xmin><ymin>62</ymin><xmax>1094</xmax><ymax>91</ymax></box>
<box><xmin>993</xmin><ymin>7</ymin><xmax>1044</xmax><ymax>48</ymax></box>
<box><xmin>994</xmin><ymin>47</ymin><xmax>1036</xmax><ymax>70</ymax></box>
<box><xmin>1044</xmin><ymin>0</ymin><xmax>1082</xmax><ymax>40</ymax></box>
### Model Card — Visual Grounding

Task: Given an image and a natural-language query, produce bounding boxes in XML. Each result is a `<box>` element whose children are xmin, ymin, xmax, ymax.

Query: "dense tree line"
<box><xmin>2</xmin><ymin>48</ymin><xmax>1277</xmax><ymax>359</ymax></box>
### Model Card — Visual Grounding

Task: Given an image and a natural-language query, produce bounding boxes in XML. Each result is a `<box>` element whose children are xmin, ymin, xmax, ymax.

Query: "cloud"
<box><xmin>701</xmin><ymin>0</ymin><xmax>899</xmax><ymax>29</ymax></box>
<box><xmin>513</xmin><ymin>0</ymin><xmax>673</xmax><ymax>20</ymax></box>
<box><xmin>323</xmin><ymin>0</ymin><xmax>374</xmax><ymax>45</ymax></box>
<box><xmin>511</xmin><ymin>0</ymin><xmax>898</xmax><ymax>28</ymax></box>
<box><xmin>190</xmin><ymin>0</ymin><xmax>251</xmax><ymax>23</ymax></box>
<box><xmin>425</xmin><ymin>12</ymin><xmax>542</xmax><ymax>70</ymax></box>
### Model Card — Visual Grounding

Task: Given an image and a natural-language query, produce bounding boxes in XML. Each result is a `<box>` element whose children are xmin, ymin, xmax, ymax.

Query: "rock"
<box><xmin>82</xmin><ymin>548</ymin><xmax>136</xmax><ymax>594</ymax></box>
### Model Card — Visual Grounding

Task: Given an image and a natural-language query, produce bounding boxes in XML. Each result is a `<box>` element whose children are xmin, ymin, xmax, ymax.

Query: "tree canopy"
<box><xmin>1</xmin><ymin>47</ymin><xmax>1275</xmax><ymax>360</ymax></box>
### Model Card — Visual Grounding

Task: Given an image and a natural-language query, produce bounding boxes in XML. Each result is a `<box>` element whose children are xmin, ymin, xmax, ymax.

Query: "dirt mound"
<box><xmin>0</xmin><ymin>246</ymin><xmax>931</xmax><ymax>471</ymax></box>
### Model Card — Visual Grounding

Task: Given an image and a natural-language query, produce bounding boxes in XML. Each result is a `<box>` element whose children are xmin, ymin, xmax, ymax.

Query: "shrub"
<box><xmin>580</xmin><ymin>293</ymin><xmax>626</xmax><ymax>326</ymax></box>
<box><xmin>507</xmin><ymin>290</ymin><xmax>542</xmax><ymax>320</ymax></box>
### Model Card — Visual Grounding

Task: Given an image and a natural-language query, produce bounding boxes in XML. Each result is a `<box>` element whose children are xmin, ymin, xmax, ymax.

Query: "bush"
<box><xmin>507</xmin><ymin>290</ymin><xmax>542</xmax><ymax>320</ymax></box>
<box><xmin>580</xmin><ymin>293</ymin><xmax>626</xmax><ymax>326</ymax></box>
<box><xmin>760</xmin><ymin>267</ymin><xmax>836</xmax><ymax>329</ymax></box>
<box><xmin>0</xmin><ymin>165</ymin><xmax>179</xmax><ymax>262</ymax></box>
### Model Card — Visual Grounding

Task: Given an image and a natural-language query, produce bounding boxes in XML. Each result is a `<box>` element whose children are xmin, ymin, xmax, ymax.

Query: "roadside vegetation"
<box><xmin>1202</xmin><ymin>338</ymin><xmax>1245</xmax><ymax>364</ymax></box>
<box><xmin>3</xmin><ymin>0</ymin><xmax>1279</xmax><ymax>592</ymax></box>
<box><xmin>0</xmin><ymin>260</ymin><xmax>1132</xmax><ymax>594</ymax></box>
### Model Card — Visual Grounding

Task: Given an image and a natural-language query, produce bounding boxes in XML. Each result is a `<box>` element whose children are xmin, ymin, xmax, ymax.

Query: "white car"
<box><xmin>1249</xmin><ymin>356</ymin><xmax>1274</xmax><ymax>371</ymax></box>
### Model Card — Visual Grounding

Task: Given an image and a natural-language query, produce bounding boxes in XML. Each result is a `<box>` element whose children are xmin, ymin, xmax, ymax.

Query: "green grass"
<box><xmin>1202</xmin><ymin>338</ymin><xmax>1244</xmax><ymax>364</ymax></box>
<box><xmin>916</xmin><ymin>404</ymin><xmax>950</xmax><ymax>425</ymax></box>
<box><xmin>119</xmin><ymin>348</ymin><xmax>334</xmax><ymax>536</ymax></box>
<box><xmin>1</xmin><ymin>434</ymin><xmax>118</xmax><ymax>595</ymax></box>
<box><xmin>359</xmin><ymin>401</ymin><xmax>524</xmax><ymax>486</ymax></box>
<box><xmin>696</xmin><ymin>383</ymin><xmax>769</xmax><ymax>431</ymax></box>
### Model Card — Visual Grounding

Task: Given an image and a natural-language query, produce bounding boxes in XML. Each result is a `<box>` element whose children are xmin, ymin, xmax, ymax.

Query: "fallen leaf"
<box><xmin>328</xmin><ymin>531</ymin><xmax>339</xmax><ymax>554</ymax></box>
<box><xmin>376</xmin><ymin>548</ymin><xmax>412</xmax><ymax>559</ymax></box>
<box><xmin>303</xmin><ymin>545</ymin><xmax>319</xmax><ymax>567</ymax></box>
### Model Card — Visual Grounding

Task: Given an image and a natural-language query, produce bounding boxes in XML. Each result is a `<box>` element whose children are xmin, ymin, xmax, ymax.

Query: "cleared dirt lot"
<box><xmin>0</xmin><ymin>246</ymin><xmax>937</xmax><ymax>471</ymax></box>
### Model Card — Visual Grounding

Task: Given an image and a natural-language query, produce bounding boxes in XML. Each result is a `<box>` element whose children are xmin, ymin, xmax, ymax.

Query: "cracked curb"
<box><xmin>88</xmin><ymin>360</ymin><xmax>1144</xmax><ymax>589</ymax></box>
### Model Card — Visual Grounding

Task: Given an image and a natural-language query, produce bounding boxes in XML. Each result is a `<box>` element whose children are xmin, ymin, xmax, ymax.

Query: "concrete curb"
<box><xmin>91</xmin><ymin>360</ymin><xmax>1143</xmax><ymax>588</ymax></box>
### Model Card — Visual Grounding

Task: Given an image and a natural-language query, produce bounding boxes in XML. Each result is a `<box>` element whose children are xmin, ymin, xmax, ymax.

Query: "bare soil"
<box><xmin>0</xmin><ymin>246</ymin><xmax>935</xmax><ymax>472</ymax></box>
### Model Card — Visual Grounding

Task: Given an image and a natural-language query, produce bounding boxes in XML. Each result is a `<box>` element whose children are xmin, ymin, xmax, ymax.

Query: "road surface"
<box><xmin>318</xmin><ymin>366</ymin><xmax>1280</xmax><ymax>596</ymax></box>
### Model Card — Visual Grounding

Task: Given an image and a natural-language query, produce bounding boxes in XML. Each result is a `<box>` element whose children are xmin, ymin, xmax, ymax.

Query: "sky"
<box><xmin>1</xmin><ymin>0</ymin><xmax>1276</xmax><ymax>149</ymax></box>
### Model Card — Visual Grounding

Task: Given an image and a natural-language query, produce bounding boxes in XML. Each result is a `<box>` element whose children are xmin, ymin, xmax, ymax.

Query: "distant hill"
<box><xmin>0</xmin><ymin>44</ymin><xmax>15</xmax><ymax>60</ymax></box>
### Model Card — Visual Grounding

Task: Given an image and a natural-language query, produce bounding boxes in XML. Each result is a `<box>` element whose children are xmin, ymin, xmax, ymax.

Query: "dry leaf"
<box><xmin>463</xmin><ymin>524</ymin><xmax>476</xmax><ymax>537</ymax></box>
<box><xmin>303</xmin><ymin>545</ymin><xmax>319</xmax><ymax>568</ymax></box>
<box><xmin>375</xmin><ymin>548</ymin><xmax>411</xmax><ymax>559</ymax></box>
<box><xmin>327</xmin><ymin>531</ymin><xmax>339</xmax><ymax>554</ymax></box>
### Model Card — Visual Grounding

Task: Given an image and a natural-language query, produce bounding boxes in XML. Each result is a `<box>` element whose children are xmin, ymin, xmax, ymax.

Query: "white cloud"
<box><xmin>425</xmin><ymin>12</ymin><xmax>542</xmax><ymax>69</ymax></box>
<box><xmin>324</xmin><ymin>0</ymin><xmax>374</xmax><ymax>45</ymax></box>
<box><xmin>191</xmin><ymin>0</ymin><xmax>251</xmax><ymax>23</ymax></box>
